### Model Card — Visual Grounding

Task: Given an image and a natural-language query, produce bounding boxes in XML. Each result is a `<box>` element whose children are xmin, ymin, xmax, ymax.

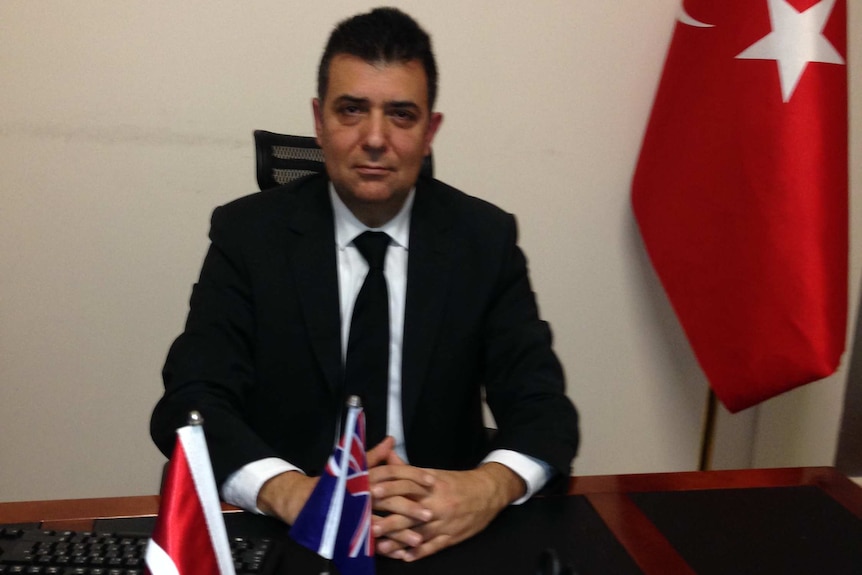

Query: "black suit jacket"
<box><xmin>151</xmin><ymin>174</ymin><xmax>578</xmax><ymax>486</ymax></box>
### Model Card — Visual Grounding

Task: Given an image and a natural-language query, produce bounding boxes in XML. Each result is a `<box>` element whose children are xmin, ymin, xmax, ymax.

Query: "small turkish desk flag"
<box><xmin>632</xmin><ymin>0</ymin><xmax>848</xmax><ymax>411</ymax></box>
<box><xmin>145</xmin><ymin>412</ymin><xmax>236</xmax><ymax>575</ymax></box>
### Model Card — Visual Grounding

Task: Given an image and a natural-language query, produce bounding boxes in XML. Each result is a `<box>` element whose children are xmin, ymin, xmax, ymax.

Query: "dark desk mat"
<box><xmin>630</xmin><ymin>485</ymin><xmax>862</xmax><ymax>575</ymax></box>
<box><xmin>374</xmin><ymin>495</ymin><xmax>641</xmax><ymax>575</ymax></box>
<box><xmin>98</xmin><ymin>495</ymin><xmax>640</xmax><ymax>575</ymax></box>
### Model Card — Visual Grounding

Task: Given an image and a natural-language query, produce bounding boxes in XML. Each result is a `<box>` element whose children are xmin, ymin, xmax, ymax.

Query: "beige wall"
<box><xmin>1</xmin><ymin>1</ymin><xmax>859</xmax><ymax>501</ymax></box>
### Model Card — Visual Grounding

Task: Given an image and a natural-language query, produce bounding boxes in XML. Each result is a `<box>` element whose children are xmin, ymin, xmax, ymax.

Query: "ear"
<box><xmin>423</xmin><ymin>112</ymin><xmax>444</xmax><ymax>155</ymax></box>
<box><xmin>312</xmin><ymin>98</ymin><xmax>324</xmax><ymax>146</ymax></box>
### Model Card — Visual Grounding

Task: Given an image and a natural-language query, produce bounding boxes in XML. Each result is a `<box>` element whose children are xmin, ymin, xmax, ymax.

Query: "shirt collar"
<box><xmin>330</xmin><ymin>184</ymin><xmax>414</xmax><ymax>251</ymax></box>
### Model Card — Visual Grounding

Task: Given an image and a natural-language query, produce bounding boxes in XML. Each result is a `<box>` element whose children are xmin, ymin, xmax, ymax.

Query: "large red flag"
<box><xmin>145</xmin><ymin>413</ymin><xmax>236</xmax><ymax>575</ymax></box>
<box><xmin>632</xmin><ymin>0</ymin><xmax>848</xmax><ymax>412</ymax></box>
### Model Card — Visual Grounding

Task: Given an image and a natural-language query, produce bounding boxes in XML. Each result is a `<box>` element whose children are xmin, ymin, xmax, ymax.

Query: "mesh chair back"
<box><xmin>254</xmin><ymin>131</ymin><xmax>325</xmax><ymax>190</ymax></box>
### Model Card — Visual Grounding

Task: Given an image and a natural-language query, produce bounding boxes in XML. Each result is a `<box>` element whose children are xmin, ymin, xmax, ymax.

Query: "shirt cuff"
<box><xmin>220</xmin><ymin>458</ymin><xmax>303</xmax><ymax>514</ymax></box>
<box><xmin>482</xmin><ymin>449</ymin><xmax>553</xmax><ymax>505</ymax></box>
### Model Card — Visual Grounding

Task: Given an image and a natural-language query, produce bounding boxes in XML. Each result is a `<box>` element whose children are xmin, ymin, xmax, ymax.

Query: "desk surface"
<box><xmin>2</xmin><ymin>466</ymin><xmax>861</xmax><ymax>574</ymax></box>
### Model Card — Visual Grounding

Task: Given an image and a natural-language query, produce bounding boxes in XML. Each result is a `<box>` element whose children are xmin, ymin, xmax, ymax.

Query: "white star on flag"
<box><xmin>736</xmin><ymin>0</ymin><xmax>845</xmax><ymax>102</ymax></box>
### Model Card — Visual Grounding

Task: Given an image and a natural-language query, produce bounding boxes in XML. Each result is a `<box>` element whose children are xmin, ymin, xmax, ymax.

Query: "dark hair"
<box><xmin>317</xmin><ymin>7</ymin><xmax>438</xmax><ymax>110</ymax></box>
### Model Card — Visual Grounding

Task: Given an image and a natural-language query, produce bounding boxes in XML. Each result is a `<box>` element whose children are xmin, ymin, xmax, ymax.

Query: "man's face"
<box><xmin>313</xmin><ymin>54</ymin><xmax>443</xmax><ymax>226</ymax></box>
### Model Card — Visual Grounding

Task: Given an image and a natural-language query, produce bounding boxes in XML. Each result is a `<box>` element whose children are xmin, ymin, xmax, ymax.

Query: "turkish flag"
<box><xmin>632</xmin><ymin>0</ymin><xmax>848</xmax><ymax>412</ymax></box>
<box><xmin>145</xmin><ymin>420</ymin><xmax>236</xmax><ymax>575</ymax></box>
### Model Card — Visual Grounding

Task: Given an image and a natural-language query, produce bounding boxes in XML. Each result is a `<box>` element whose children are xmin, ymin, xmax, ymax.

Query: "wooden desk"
<box><xmin>3</xmin><ymin>467</ymin><xmax>861</xmax><ymax>574</ymax></box>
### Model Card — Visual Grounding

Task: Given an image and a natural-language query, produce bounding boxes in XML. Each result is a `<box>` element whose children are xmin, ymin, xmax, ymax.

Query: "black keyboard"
<box><xmin>0</xmin><ymin>527</ymin><xmax>279</xmax><ymax>575</ymax></box>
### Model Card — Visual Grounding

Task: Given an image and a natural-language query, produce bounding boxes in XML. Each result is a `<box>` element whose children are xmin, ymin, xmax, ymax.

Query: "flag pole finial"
<box><xmin>346</xmin><ymin>395</ymin><xmax>362</xmax><ymax>409</ymax></box>
<box><xmin>188</xmin><ymin>410</ymin><xmax>204</xmax><ymax>426</ymax></box>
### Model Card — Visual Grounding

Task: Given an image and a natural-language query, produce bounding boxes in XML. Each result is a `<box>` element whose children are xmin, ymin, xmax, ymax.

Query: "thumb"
<box><xmin>366</xmin><ymin>436</ymin><xmax>396</xmax><ymax>467</ymax></box>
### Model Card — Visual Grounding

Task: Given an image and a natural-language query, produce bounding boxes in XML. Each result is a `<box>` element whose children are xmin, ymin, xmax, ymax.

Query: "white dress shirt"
<box><xmin>221</xmin><ymin>186</ymin><xmax>549</xmax><ymax>513</ymax></box>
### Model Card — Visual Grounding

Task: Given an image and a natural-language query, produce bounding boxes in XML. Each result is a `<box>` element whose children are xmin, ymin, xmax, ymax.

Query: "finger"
<box><xmin>384</xmin><ymin>449</ymin><xmax>408</xmax><ymax>466</ymax></box>
<box><xmin>375</xmin><ymin>542</ymin><xmax>408</xmax><ymax>561</ymax></box>
<box><xmin>371</xmin><ymin>477</ymin><xmax>433</xmax><ymax>500</ymax></box>
<box><xmin>402</xmin><ymin>533</ymin><xmax>454</xmax><ymax>562</ymax></box>
<box><xmin>372</xmin><ymin>512</ymin><xmax>420</xmax><ymax>535</ymax></box>
<box><xmin>369</xmin><ymin>463</ymin><xmax>435</xmax><ymax>487</ymax></box>
<box><xmin>375</xmin><ymin>536</ymin><xmax>405</xmax><ymax>555</ymax></box>
<box><xmin>374</xmin><ymin>526</ymin><xmax>424</xmax><ymax>549</ymax></box>
<box><xmin>366</xmin><ymin>436</ymin><xmax>396</xmax><ymax>467</ymax></box>
<box><xmin>372</xmin><ymin>510</ymin><xmax>427</xmax><ymax>538</ymax></box>
<box><xmin>372</xmin><ymin>495</ymin><xmax>433</xmax><ymax>523</ymax></box>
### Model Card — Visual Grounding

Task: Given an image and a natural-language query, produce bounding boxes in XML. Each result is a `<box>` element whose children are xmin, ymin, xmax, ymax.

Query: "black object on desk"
<box><xmin>631</xmin><ymin>485</ymin><xmax>862</xmax><ymax>575</ymax></box>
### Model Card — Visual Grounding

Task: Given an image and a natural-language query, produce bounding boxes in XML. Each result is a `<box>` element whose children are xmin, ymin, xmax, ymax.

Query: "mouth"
<box><xmin>355</xmin><ymin>165</ymin><xmax>393</xmax><ymax>177</ymax></box>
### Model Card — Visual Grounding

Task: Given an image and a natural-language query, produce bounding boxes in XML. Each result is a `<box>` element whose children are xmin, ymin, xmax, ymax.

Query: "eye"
<box><xmin>339</xmin><ymin>104</ymin><xmax>362</xmax><ymax>115</ymax></box>
<box><xmin>334</xmin><ymin>102</ymin><xmax>366</xmax><ymax>125</ymax></box>
<box><xmin>389</xmin><ymin>108</ymin><xmax>419</xmax><ymax>126</ymax></box>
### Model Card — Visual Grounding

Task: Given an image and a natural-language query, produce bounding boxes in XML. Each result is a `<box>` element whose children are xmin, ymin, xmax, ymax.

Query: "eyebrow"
<box><xmin>387</xmin><ymin>101</ymin><xmax>421</xmax><ymax>111</ymax></box>
<box><xmin>333</xmin><ymin>95</ymin><xmax>368</xmax><ymax>106</ymax></box>
<box><xmin>333</xmin><ymin>95</ymin><xmax>421</xmax><ymax>111</ymax></box>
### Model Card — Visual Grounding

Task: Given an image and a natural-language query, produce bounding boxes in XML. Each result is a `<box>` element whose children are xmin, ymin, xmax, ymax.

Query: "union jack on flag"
<box><xmin>290</xmin><ymin>397</ymin><xmax>375</xmax><ymax>575</ymax></box>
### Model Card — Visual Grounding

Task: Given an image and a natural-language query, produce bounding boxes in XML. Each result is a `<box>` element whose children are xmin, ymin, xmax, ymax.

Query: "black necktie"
<box><xmin>345</xmin><ymin>231</ymin><xmax>390</xmax><ymax>446</ymax></box>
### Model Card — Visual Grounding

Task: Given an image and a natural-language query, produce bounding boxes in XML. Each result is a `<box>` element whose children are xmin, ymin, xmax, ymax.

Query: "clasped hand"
<box><xmin>365</xmin><ymin>437</ymin><xmax>524</xmax><ymax>562</ymax></box>
<box><xmin>258</xmin><ymin>437</ymin><xmax>525</xmax><ymax>562</ymax></box>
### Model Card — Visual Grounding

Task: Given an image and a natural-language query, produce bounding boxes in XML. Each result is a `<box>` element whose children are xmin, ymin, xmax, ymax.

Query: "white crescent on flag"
<box><xmin>145</xmin><ymin>540</ymin><xmax>180</xmax><ymax>575</ymax></box>
<box><xmin>678</xmin><ymin>5</ymin><xmax>714</xmax><ymax>28</ymax></box>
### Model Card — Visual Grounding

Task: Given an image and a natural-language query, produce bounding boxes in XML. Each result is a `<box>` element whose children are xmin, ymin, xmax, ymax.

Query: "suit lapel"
<box><xmin>401</xmin><ymin>180</ymin><xmax>456</xmax><ymax>432</ymax></box>
<box><xmin>274</xmin><ymin>177</ymin><xmax>343</xmax><ymax>396</ymax></box>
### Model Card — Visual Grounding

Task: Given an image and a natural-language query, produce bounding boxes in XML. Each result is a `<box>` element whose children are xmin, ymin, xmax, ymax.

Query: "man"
<box><xmin>151</xmin><ymin>7</ymin><xmax>578</xmax><ymax>562</ymax></box>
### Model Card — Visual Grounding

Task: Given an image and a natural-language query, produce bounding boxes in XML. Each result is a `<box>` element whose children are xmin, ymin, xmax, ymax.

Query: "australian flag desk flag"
<box><xmin>290</xmin><ymin>396</ymin><xmax>375</xmax><ymax>575</ymax></box>
<box><xmin>145</xmin><ymin>411</ymin><xmax>236</xmax><ymax>575</ymax></box>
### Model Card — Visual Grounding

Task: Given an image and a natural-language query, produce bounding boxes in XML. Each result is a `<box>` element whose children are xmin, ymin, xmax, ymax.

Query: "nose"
<box><xmin>362</xmin><ymin>110</ymin><xmax>388</xmax><ymax>154</ymax></box>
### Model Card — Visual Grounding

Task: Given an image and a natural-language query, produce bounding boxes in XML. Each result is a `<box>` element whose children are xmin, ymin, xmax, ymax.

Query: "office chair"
<box><xmin>253</xmin><ymin>129</ymin><xmax>434</xmax><ymax>191</ymax></box>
